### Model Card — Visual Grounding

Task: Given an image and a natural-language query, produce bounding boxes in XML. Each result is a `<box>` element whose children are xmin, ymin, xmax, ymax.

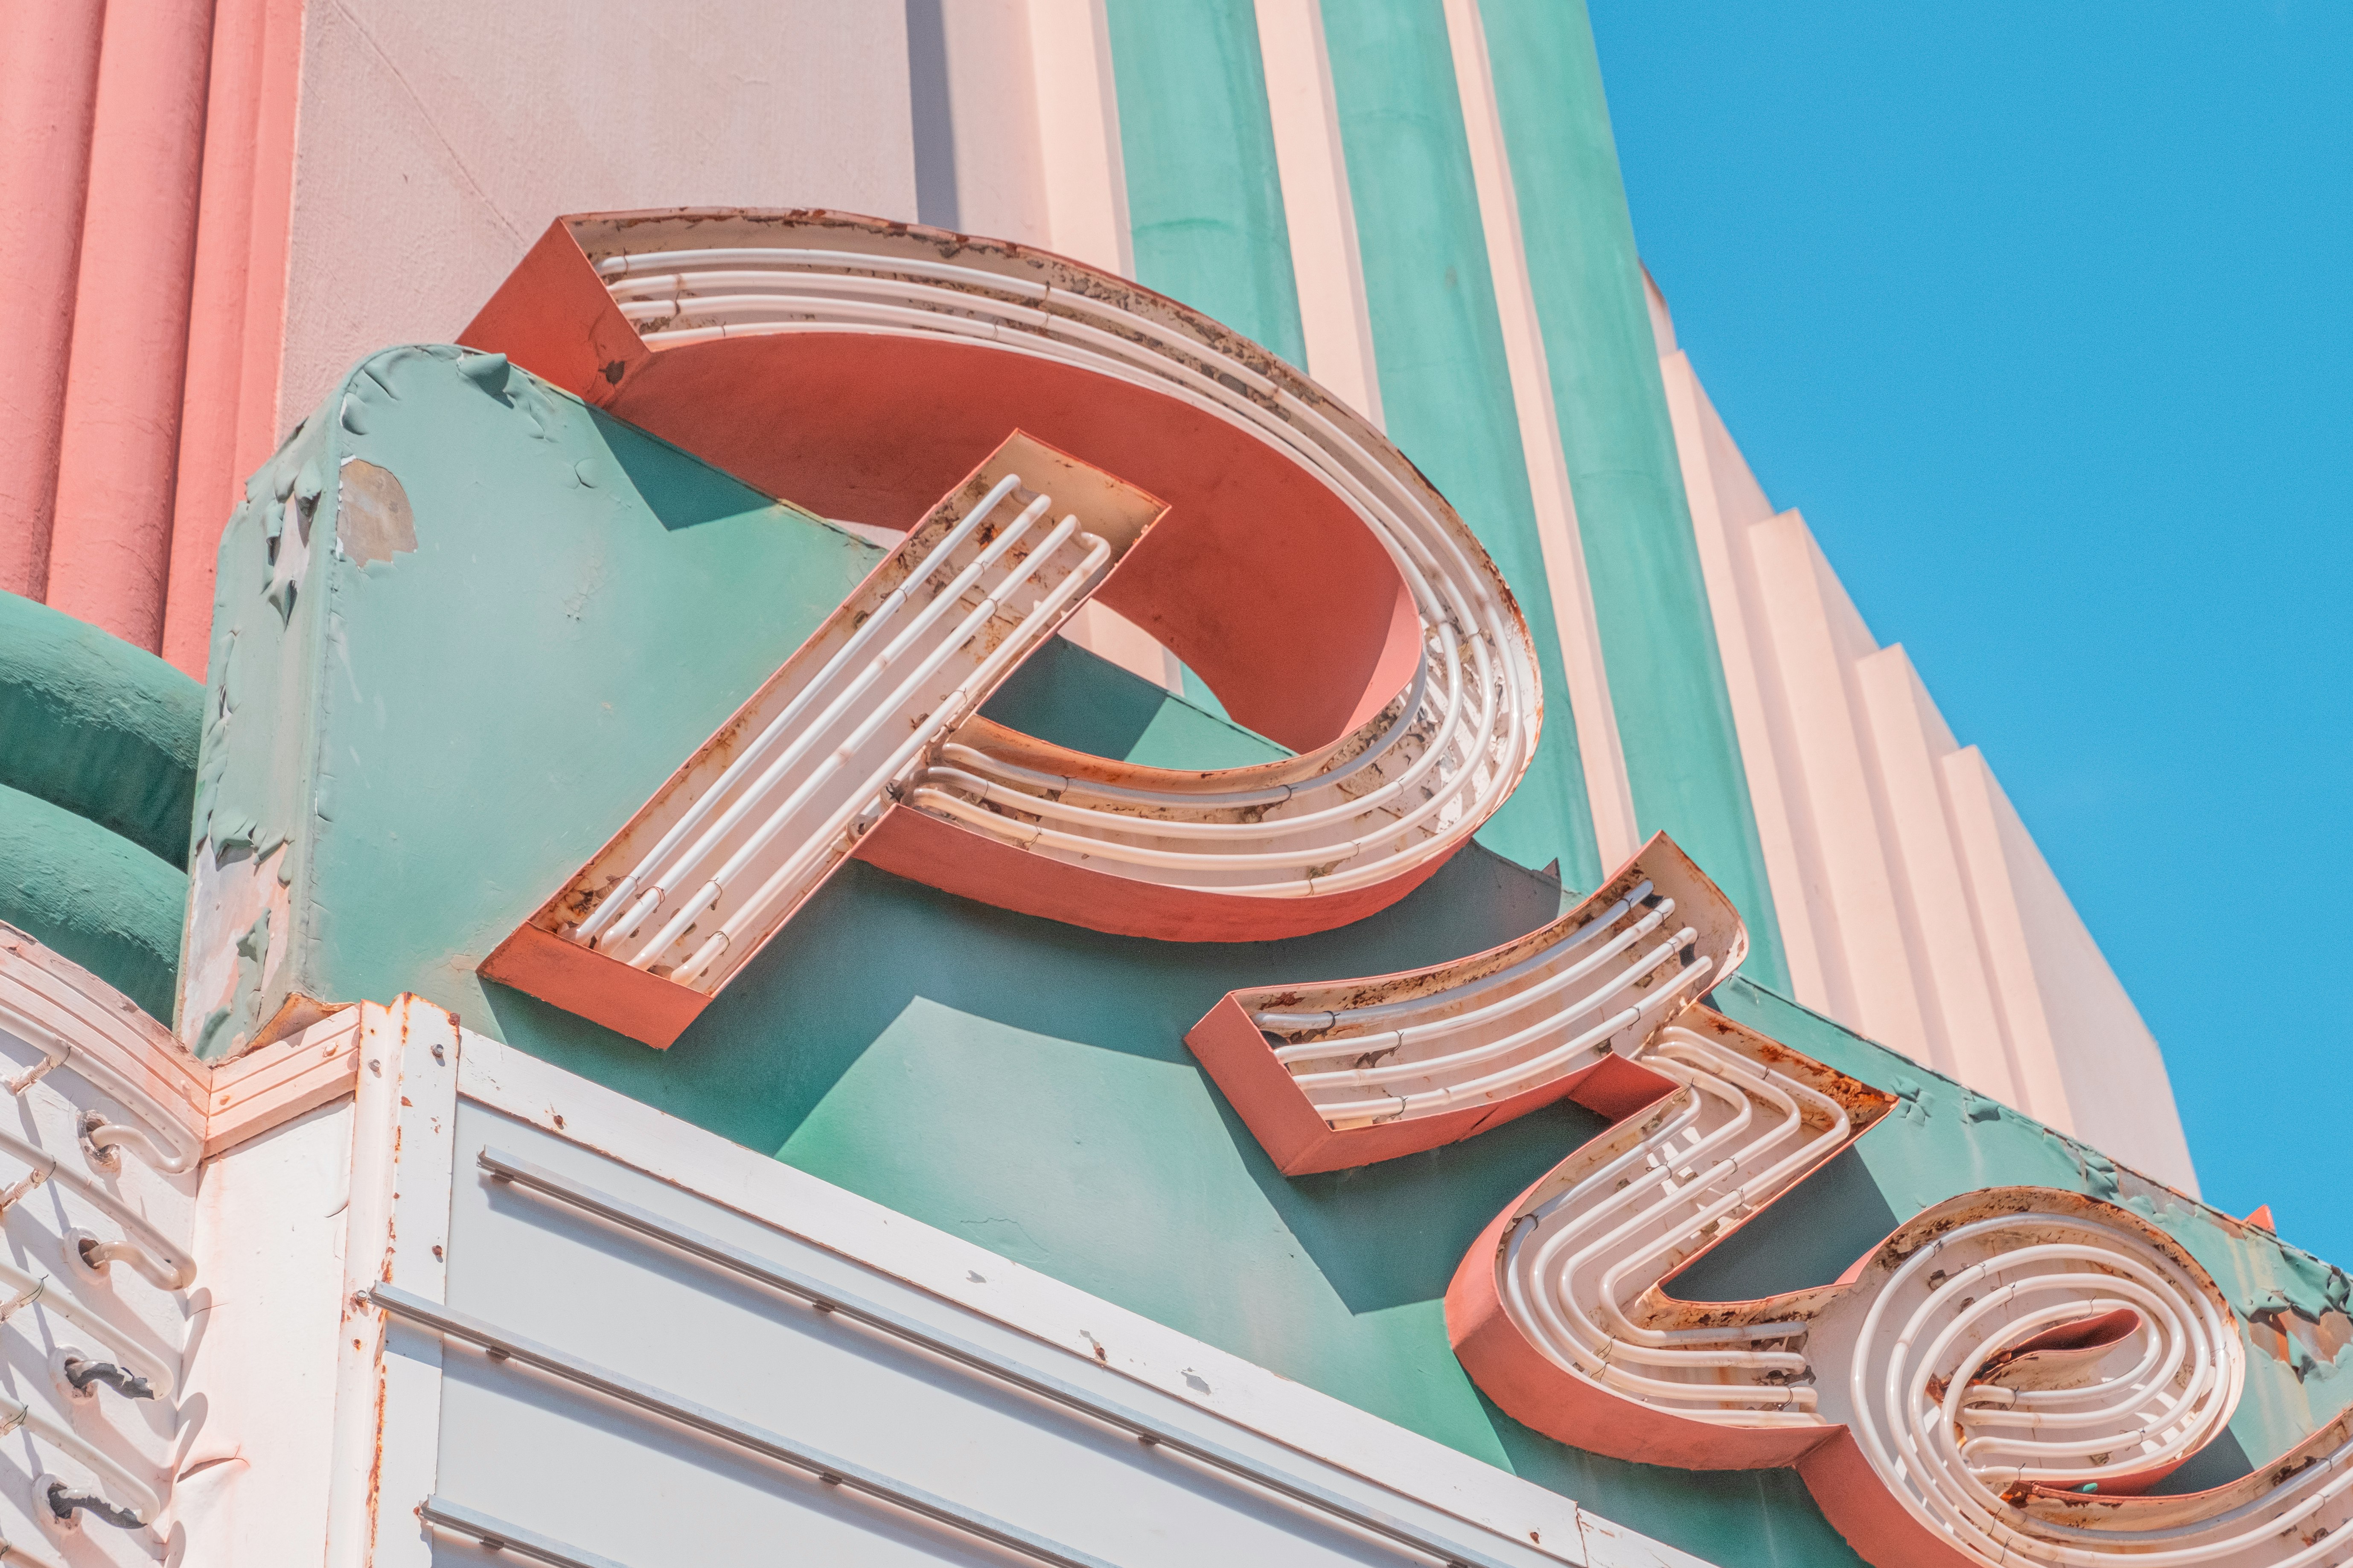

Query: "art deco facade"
<box><xmin>0</xmin><ymin>6</ymin><xmax>2330</xmax><ymax>1568</ymax></box>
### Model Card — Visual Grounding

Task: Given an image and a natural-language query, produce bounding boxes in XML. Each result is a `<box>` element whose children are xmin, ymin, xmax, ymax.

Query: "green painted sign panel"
<box><xmin>192</xmin><ymin>354</ymin><xmax>2347</xmax><ymax>1568</ymax></box>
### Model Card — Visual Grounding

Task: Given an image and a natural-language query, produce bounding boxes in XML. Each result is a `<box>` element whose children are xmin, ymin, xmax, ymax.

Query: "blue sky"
<box><xmin>1587</xmin><ymin>3</ymin><xmax>2351</xmax><ymax>1262</ymax></box>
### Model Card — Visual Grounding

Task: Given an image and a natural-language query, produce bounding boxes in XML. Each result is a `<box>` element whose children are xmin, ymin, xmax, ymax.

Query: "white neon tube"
<box><xmin>0</xmin><ymin>1397</ymin><xmax>160</xmax><ymax>1524</ymax></box>
<box><xmin>591</xmin><ymin>243</ymin><xmax>1546</xmax><ymax>909</ymax></box>
<box><xmin>605</xmin><ymin>491</ymin><xmax>1051</xmax><ymax>957</ymax></box>
<box><xmin>670</xmin><ymin>529</ymin><xmax>1115</xmax><ymax>988</ymax></box>
<box><xmin>574</xmin><ymin>474</ymin><xmax>1027</xmax><ymax>945</ymax></box>
<box><xmin>1253</xmin><ymin>880</ymin><xmax>1653</xmax><ymax>1035</ymax></box>
<box><xmin>1287</xmin><ymin>925</ymin><xmax>1695</xmax><ymax>1091</ymax></box>
<box><xmin>1503</xmin><ymin>1026</ymin><xmax>1847</xmax><ymax>1419</ymax></box>
<box><xmin>1270</xmin><ymin>900</ymin><xmax>1677</xmax><ymax>1068</ymax></box>
<box><xmin>1313</xmin><ymin>956</ymin><xmax>1712</xmax><ymax>1127</ymax></box>
<box><xmin>644</xmin><ymin>311</ymin><xmax>1525</xmax><ymax>857</ymax></box>
<box><xmin>908</xmin><ymin>617</ymin><xmax>1518</xmax><ymax>898</ymax></box>
<box><xmin>0</xmin><ymin>1128</ymin><xmax>191</xmax><ymax>1289</ymax></box>
<box><xmin>625</xmin><ymin>509</ymin><xmax>1074</xmax><ymax>971</ymax></box>
<box><xmin>76</xmin><ymin>1120</ymin><xmax>190</xmax><ymax>1177</ymax></box>
<box><xmin>1484</xmin><ymin>1004</ymin><xmax>2353</xmax><ymax>1563</ymax></box>
<box><xmin>910</xmin><ymin>629</ymin><xmax>1476</xmax><ymax>855</ymax></box>
<box><xmin>1844</xmin><ymin>1216</ymin><xmax>2290</xmax><ymax>1568</ymax></box>
<box><xmin>0</xmin><ymin>995</ymin><xmax>202</xmax><ymax>1176</ymax></box>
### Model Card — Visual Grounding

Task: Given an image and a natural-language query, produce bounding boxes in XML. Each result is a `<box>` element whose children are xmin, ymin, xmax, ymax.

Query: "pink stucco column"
<box><xmin>166</xmin><ymin>0</ymin><xmax>263</xmax><ymax>672</ymax></box>
<box><xmin>162</xmin><ymin>0</ymin><xmax>306</xmax><ymax>678</ymax></box>
<box><xmin>45</xmin><ymin>0</ymin><xmax>219</xmax><ymax>652</ymax></box>
<box><xmin>0</xmin><ymin>0</ymin><xmax>107</xmax><ymax>601</ymax></box>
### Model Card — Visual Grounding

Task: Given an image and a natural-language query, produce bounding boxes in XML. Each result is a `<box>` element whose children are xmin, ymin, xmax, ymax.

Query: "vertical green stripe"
<box><xmin>1319</xmin><ymin>0</ymin><xmax>1599</xmax><ymax>888</ymax></box>
<box><xmin>1103</xmin><ymin>1</ymin><xmax>1308</xmax><ymax>369</ymax></box>
<box><xmin>1477</xmin><ymin>0</ymin><xmax>1788</xmax><ymax>986</ymax></box>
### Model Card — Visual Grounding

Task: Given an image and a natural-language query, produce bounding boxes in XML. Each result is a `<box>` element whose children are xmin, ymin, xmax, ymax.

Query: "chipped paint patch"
<box><xmin>336</xmin><ymin>460</ymin><xmax>416</xmax><ymax>566</ymax></box>
<box><xmin>181</xmin><ymin>841</ymin><xmax>291</xmax><ymax>1059</ymax></box>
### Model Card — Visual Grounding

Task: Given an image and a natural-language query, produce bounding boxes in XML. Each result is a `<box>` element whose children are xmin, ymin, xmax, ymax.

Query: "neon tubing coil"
<box><xmin>590</xmin><ymin>243</ymin><xmax>1540</xmax><ymax>908</ymax></box>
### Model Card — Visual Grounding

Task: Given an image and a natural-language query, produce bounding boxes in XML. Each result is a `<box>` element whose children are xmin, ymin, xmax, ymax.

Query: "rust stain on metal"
<box><xmin>366</xmin><ymin>1364</ymin><xmax>387</xmax><ymax>1563</ymax></box>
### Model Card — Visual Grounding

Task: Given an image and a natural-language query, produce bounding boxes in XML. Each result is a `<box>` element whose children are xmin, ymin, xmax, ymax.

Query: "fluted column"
<box><xmin>164</xmin><ymin>0</ymin><xmax>308</xmax><ymax>677</ymax></box>
<box><xmin>45</xmin><ymin>0</ymin><xmax>219</xmax><ymax>652</ymax></box>
<box><xmin>0</xmin><ymin>0</ymin><xmax>107</xmax><ymax>600</ymax></box>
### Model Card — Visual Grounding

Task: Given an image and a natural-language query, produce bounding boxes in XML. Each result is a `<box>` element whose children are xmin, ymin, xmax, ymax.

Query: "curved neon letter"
<box><xmin>1188</xmin><ymin>832</ymin><xmax>1746</xmax><ymax>1172</ymax></box>
<box><xmin>472</xmin><ymin>212</ymin><xmax>1543</xmax><ymax>1045</ymax></box>
<box><xmin>466</xmin><ymin>215</ymin><xmax>2353</xmax><ymax>1568</ymax></box>
<box><xmin>1188</xmin><ymin>833</ymin><xmax>2353</xmax><ymax>1568</ymax></box>
<box><xmin>1446</xmin><ymin>1009</ymin><xmax>2353</xmax><ymax>1568</ymax></box>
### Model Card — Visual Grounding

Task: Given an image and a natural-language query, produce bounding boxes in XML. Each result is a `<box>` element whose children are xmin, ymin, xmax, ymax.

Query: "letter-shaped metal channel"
<box><xmin>1445</xmin><ymin>1012</ymin><xmax>2353</xmax><ymax>1568</ymax></box>
<box><xmin>1186</xmin><ymin>832</ymin><xmax>1744</xmax><ymax>1172</ymax></box>
<box><xmin>1193</xmin><ymin>832</ymin><xmax>2353</xmax><ymax>1568</ymax></box>
<box><xmin>472</xmin><ymin>213</ymin><xmax>1545</xmax><ymax>1046</ymax></box>
<box><xmin>466</xmin><ymin>215</ymin><xmax>2353</xmax><ymax>1567</ymax></box>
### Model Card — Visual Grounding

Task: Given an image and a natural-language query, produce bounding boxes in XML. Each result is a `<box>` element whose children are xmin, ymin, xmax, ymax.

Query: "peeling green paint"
<box><xmin>1707</xmin><ymin>978</ymin><xmax>2352</xmax><ymax>1481</ymax></box>
<box><xmin>186</xmin><ymin>346</ymin><xmax>880</xmax><ymax>1056</ymax></box>
<box><xmin>0</xmin><ymin>590</ymin><xmax>201</xmax><ymax>869</ymax></box>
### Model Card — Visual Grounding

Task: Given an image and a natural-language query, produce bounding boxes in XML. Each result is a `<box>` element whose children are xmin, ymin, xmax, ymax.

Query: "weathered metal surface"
<box><xmin>462</xmin><ymin>209</ymin><xmax>1470</xmax><ymax>759</ymax></box>
<box><xmin>482</xmin><ymin>432</ymin><xmax>1165</xmax><ymax>1045</ymax></box>
<box><xmin>334</xmin><ymin>459</ymin><xmax>415</xmax><ymax>567</ymax></box>
<box><xmin>5</xmin><ymin>922</ymin><xmax>362</xmax><ymax>1161</ymax></box>
<box><xmin>1187</xmin><ymin>831</ymin><xmax>1746</xmax><ymax>1172</ymax></box>
<box><xmin>1446</xmin><ymin>974</ymin><xmax>2353</xmax><ymax>1568</ymax></box>
<box><xmin>0</xmin><ymin>931</ymin><xmax>201</xmax><ymax>1555</ymax></box>
<box><xmin>455</xmin><ymin>211</ymin><xmax>1568</xmax><ymax>1043</ymax></box>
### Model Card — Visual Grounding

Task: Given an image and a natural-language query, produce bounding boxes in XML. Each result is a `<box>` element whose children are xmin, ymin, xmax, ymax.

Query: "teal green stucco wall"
<box><xmin>189</xmin><ymin>348</ymin><xmax>881</xmax><ymax>1054</ymax></box>
<box><xmin>1104</xmin><ymin>0</ymin><xmax>1307</xmax><ymax>371</ymax></box>
<box><xmin>1304</xmin><ymin>0</ymin><xmax>1602</xmax><ymax>887</ymax></box>
<box><xmin>194</xmin><ymin>357</ymin><xmax>2349</xmax><ymax>1568</ymax></box>
<box><xmin>1478</xmin><ymin>0</ymin><xmax>1788</xmax><ymax>989</ymax></box>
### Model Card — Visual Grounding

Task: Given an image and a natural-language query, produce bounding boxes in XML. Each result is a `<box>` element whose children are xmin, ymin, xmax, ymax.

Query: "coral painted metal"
<box><xmin>1186</xmin><ymin>832</ymin><xmax>1743</xmax><ymax>1174</ymax></box>
<box><xmin>468</xmin><ymin>211</ymin><xmax>1547</xmax><ymax>1044</ymax></box>
<box><xmin>1432</xmin><ymin>953</ymin><xmax>2353</xmax><ymax>1568</ymax></box>
<box><xmin>461</xmin><ymin>210</ymin><xmax>1479</xmax><ymax>759</ymax></box>
<box><xmin>449</xmin><ymin>209</ymin><xmax>2353</xmax><ymax>1568</ymax></box>
<box><xmin>482</xmin><ymin>431</ymin><xmax>1167</xmax><ymax>1045</ymax></box>
<box><xmin>1185</xmin><ymin>820</ymin><xmax>2353</xmax><ymax>1568</ymax></box>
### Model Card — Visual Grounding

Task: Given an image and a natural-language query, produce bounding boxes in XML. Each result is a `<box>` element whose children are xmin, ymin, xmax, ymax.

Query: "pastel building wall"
<box><xmin>1645</xmin><ymin>278</ymin><xmax>2193</xmax><ymax>1188</ymax></box>
<box><xmin>0</xmin><ymin>0</ymin><xmax>2192</xmax><ymax>1186</ymax></box>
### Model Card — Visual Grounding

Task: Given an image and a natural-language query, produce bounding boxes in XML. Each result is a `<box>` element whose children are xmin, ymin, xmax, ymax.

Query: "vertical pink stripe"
<box><xmin>0</xmin><ymin>0</ymin><xmax>106</xmax><ymax>600</ymax></box>
<box><xmin>163</xmin><ymin>0</ymin><xmax>268</xmax><ymax>678</ymax></box>
<box><xmin>162</xmin><ymin>0</ymin><xmax>304</xmax><ymax>678</ymax></box>
<box><xmin>45</xmin><ymin>0</ymin><xmax>219</xmax><ymax>651</ymax></box>
<box><xmin>235</xmin><ymin>0</ymin><xmax>307</xmax><ymax>481</ymax></box>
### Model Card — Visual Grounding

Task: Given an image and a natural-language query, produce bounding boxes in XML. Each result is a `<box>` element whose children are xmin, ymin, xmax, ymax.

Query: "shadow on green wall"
<box><xmin>481</xmin><ymin>854</ymin><xmax>1879</xmax><ymax>1568</ymax></box>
